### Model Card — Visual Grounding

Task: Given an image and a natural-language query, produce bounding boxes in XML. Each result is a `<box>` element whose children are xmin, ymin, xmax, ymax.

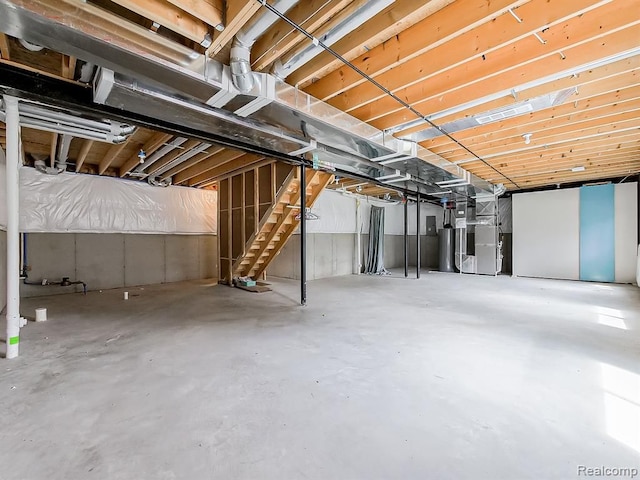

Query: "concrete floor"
<box><xmin>1</xmin><ymin>272</ymin><xmax>639</xmax><ymax>479</ymax></box>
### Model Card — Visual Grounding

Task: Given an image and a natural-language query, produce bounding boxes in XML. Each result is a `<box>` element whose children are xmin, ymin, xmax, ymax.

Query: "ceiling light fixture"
<box><xmin>522</xmin><ymin>133</ymin><xmax>533</xmax><ymax>145</ymax></box>
<box><xmin>571</xmin><ymin>166</ymin><xmax>586</xmax><ymax>172</ymax></box>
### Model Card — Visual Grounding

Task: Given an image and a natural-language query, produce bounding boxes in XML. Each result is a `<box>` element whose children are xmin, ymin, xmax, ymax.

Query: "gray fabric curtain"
<box><xmin>364</xmin><ymin>206</ymin><xmax>388</xmax><ymax>275</ymax></box>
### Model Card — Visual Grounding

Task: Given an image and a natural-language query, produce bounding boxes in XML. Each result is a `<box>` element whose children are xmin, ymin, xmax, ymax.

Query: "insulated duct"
<box><xmin>231</xmin><ymin>0</ymin><xmax>299</xmax><ymax>93</ymax></box>
<box><xmin>272</xmin><ymin>0</ymin><xmax>395</xmax><ymax>79</ymax></box>
<box><xmin>0</xmin><ymin>0</ymin><xmax>496</xmax><ymax>201</ymax></box>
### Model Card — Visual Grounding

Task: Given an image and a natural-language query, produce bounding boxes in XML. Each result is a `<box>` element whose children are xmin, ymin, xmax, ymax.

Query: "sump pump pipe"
<box><xmin>4</xmin><ymin>95</ymin><xmax>21</xmax><ymax>359</ymax></box>
<box><xmin>230</xmin><ymin>0</ymin><xmax>299</xmax><ymax>92</ymax></box>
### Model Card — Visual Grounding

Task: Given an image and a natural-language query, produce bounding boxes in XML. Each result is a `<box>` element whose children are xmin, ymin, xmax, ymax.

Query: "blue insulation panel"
<box><xmin>579</xmin><ymin>184</ymin><xmax>615</xmax><ymax>282</ymax></box>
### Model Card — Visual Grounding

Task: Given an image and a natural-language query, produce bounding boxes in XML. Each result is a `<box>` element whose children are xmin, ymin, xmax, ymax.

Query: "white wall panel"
<box><xmin>513</xmin><ymin>189</ymin><xmax>580</xmax><ymax>280</ymax></box>
<box><xmin>615</xmin><ymin>182</ymin><xmax>638</xmax><ymax>284</ymax></box>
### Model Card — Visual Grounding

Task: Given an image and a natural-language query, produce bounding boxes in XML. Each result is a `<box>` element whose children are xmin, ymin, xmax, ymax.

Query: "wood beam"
<box><xmin>189</xmin><ymin>154</ymin><xmax>266</xmax><ymax>186</ymax></box>
<box><xmin>49</xmin><ymin>133</ymin><xmax>58</xmax><ymax>168</ymax></box>
<box><xmin>306</xmin><ymin>0</ymin><xmax>534</xmax><ymax>101</ymax></box>
<box><xmin>145</xmin><ymin>138</ymin><xmax>201</xmax><ymax>176</ymax></box>
<box><xmin>207</xmin><ymin>0</ymin><xmax>261</xmax><ymax>57</ymax></box>
<box><xmin>0</xmin><ymin>33</ymin><xmax>10</xmax><ymax>60</ymax></box>
<box><xmin>251</xmin><ymin>0</ymin><xmax>351</xmax><ymax>72</ymax></box>
<box><xmin>336</xmin><ymin>0</ymin><xmax>635</xmax><ymax>117</ymax></box>
<box><xmin>458</xmin><ymin>131</ymin><xmax>640</xmax><ymax>167</ymax></box>
<box><xmin>406</xmin><ymin>67</ymin><xmax>640</xmax><ymax>141</ymax></box>
<box><xmin>470</xmin><ymin>150</ymin><xmax>640</xmax><ymax>177</ymax></box>
<box><xmin>109</xmin><ymin>0</ymin><xmax>211</xmax><ymax>43</ymax></box>
<box><xmin>464</xmin><ymin>136</ymin><xmax>640</xmax><ymax>167</ymax></box>
<box><xmin>119</xmin><ymin>132</ymin><xmax>172</xmax><ymax>177</ymax></box>
<box><xmin>174</xmin><ymin>148</ymin><xmax>245</xmax><ymax>184</ymax></box>
<box><xmin>99</xmin><ymin>138</ymin><xmax>133</xmax><ymax>175</ymax></box>
<box><xmin>75</xmin><ymin>139</ymin><xmax>94</xmax><ymax>172</ymax></box>
<box><xmin>365</xmin><ymin>25</ymin><xmax>640</xmax><ymax>130</ymax></box>
<box><xmin>165</xmin><ymin>0</ymin><xmax>223</xmax><ymax>27</ymax></box>
<box><xmin>424</xmin><ymin>90</ymin><xmax>640</xmax><ymax>152</ymax></box>
<box><xmin>159</xmin><ymin>146</ymin><xmax>225</xmax><ymax>180</ymax></box>
<box><xmin>61</xmin><ymin>55</ymin><xmax>77</xmax><ymax>80</ymax></box>
<box><xmin>447</xmin><ymin>117</ymin><xmax>640</xmax><ymax>163</ymax></box>
<box><xmin>288</xmin><ymin>0</ymin><xmax>456</xmax><ymax>87</ymax></box>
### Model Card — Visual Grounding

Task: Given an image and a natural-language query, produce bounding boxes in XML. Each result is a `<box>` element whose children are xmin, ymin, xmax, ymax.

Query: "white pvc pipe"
<box><xmin>354</xmin><ymin>198</ymin><xmax>361</xmax><ymax>274</ymax></box>
<box><xmin>4</xmin><ymin>95</ymin><xmax>21</xmax><ymax>359</ymax></box>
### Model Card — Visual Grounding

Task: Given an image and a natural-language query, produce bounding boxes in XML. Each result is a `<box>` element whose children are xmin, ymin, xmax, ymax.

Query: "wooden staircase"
<box><xmin>218</xmin><ymin>161</ymin><xmax>333</xmax><ymax>284</ymax></box>
<box><xmin>236</xmin><ymin>168</ymin><xmax>333</xmax><ymax>279</ymax></box>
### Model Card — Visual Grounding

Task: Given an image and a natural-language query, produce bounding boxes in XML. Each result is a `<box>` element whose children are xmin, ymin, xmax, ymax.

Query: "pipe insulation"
<box><xmin>230</xmin><ymin>0</ymin><xmax>299</xmax><ymax>92</ymax></box>
<box><xmin>0</xmin><ymin>99</ymin><xmax>136</xmax><ymax>144</ymax></box>
<box><xmin>272</xmin><ymin>0</ymin><xmax>395</xmax><ymax>79</ymax></box>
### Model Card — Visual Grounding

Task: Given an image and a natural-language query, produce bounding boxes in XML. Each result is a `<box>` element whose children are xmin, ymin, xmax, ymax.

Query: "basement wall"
<box><xmin>13</xmin><ymin>166</ymin><xmax>219</xmax><ymax>297</ymax></box>
<box><xmin>0</xmin><ymin>230</ymin><xmax>5</xmax><ymax>313</ymax></box>
<box><xmin>513</xmin><ymin>183</ymin><xmax>638</xmax><ymax>283</ymax></box>
<box><xmin>267</xmin><ymin>190</ymin><xmax>445</xmax><ymax>280</ymax></box>
<box><xmin>20</xmin><ymin>233</ymin><xmax>217</xmax><ymax>297</ymax></box>
<box><xmin>1</xmin><ymin>148</ymin><xmax>6</xmax><ymax>312</ymax></box>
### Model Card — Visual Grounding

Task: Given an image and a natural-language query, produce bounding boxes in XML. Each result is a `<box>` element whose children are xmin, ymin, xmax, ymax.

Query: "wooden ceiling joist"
<box><xmin>164</xmin><ymin>0</ymin><xmax>223</xmax><ymax>28</ymax></box>
<box><xmin>288</xmin><ymin>0</ymin><xmax>457</xmax><ymax>87</ymax></box>
<box><xmin>159</xmin><ymin>146</ymin><xmax>224</xmax><ymax>180</ymax></box>
<box><xmin>207</xmin><ymin>0</ymin><xmax>262</xmax><ymax>57</ymax></box>
<box><xmin>61</xmin><ymin>54</ymin><xmax>76</xmax><ymax>80</ymax></box>
<box><xmin>99</xmin><ymin>135</ymin><xmax>136</xmax><ymax>175</ymax></box>
<box><xmin>174</xmin><ymin>148</ymin><xmax>246</xmax><ymax>184</ymax></box>
<box><xmin>119</xmin><ymin>132</ymin><xmax>173</xmax><ymax>177</ymax></box>
<box><xmin>305</xmin><ymin>0</ymin><xmax>532</xmax><ymax>101</ymax></box>
<box><xmin>75</xmin><ymin>139</ymin><xmax>94</xmax><ymax>172</ymax></box>
<box><xmin>144</xmin><ymin>138</ymin><xmax>202</xmax><ymax>176</ymax></box>
<box><xmin>364</xmin><ymin>25</ymin><xmax>640</xmax><ymax>130</ymax></box>
<box><xmin>49</xmin><ymin>132</ymin><xmax>58</xmax><ymax>168</ymax></box>
<box><xmin>109</xmin><ymin>0</ymin><xmax>211</xmax><ymax>44</ymax></box>
<box><xmin>192</xmin><ymin>153</ymin><xmax>266</xmax><ymax>187</ymax></box>
<box><xmin>0</xmin><ymin>33</ymin><xmax>10</xmax><ymax>60</ymax></box>
<box><xmin>344</xmin><ymin>6</ymin><xmax>639</xmax><ymax>121</ymax></box>
<box><xmin>251</xmin><ymin>0</ymin><xmax>352</xmax><ymax>72</ymax></box>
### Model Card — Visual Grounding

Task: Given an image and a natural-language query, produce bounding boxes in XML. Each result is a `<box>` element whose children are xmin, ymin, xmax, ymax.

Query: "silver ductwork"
<box><xmin>273</xmin><ymin>0</ymin><xmax>395</xmax><ymax>79</ymax></box>
<box><xmin>0</xmin><ymin>0</ymin><xmax>496</xmax><ymax>200</ymax></box>
<box><xmin>230</xmin><ymin>0</ymin><xmax>299</xmax><ymax>93</ymax></box>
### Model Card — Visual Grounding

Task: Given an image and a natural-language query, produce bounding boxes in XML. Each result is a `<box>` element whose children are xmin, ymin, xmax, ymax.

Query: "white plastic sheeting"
<box><xmin>19</xmin><ymin>167</ymin><xmax>217</xmax><ymax>234</ymax></box>
<box><xmin>0</xmin><ymin>148</ymin><xmax>6</xmax><ymax>230</ymax></box>
<box><xmin>305</xmin><ymin>189</ymin><xmax>357</xmax><ymax>233</ymax></box>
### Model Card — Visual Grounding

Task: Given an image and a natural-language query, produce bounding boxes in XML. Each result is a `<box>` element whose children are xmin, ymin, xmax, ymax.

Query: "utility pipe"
<box><xmin>231</xmin><ymin>0</ymin><xmax>299</xmax><ymax>92</ymax></box>
<box><xmin>4</xmin><ymin>95</ymin><xmax>21</xmax><ymax>359</ymax></box>
<box><xmin>416</xmin><ymin>194</ymin><xmax>421</xmax><ymax>279</ymax></box>
<box><xmin>272</xmin><ymin>0</ymin><xmax>394</xmax><ymax>79</ymax></box>
<box><xmin>300</xmin><ymin>166</ymin><xmax>307</xmax><ymax>306</ymax></box>
<box><xmin>354</xmin><ymin>198</ymin><xmax>361</xmax><ymax>275</ymax></box>
<box><xmin>404</xmin><ymin>198</ymin><xmax>408</xmax><ymax>278</ymax></box>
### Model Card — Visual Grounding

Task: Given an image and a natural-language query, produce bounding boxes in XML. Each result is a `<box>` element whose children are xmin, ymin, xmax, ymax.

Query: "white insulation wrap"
<box><xmin>0</xmin><ymin>147</ymin><xmax>6</xmax><ymax>230</ymax></box>
<box><xmin>305</xmin><ymin>189</ymin><xmax>357</xmax><ymax>234</ymax></box>
<box><xmin>19</xmin><ymin>167</ymin><xmax>217</xmax><ymax>234</ymax></box>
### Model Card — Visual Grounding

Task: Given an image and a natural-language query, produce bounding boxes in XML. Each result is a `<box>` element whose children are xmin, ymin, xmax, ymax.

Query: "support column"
<box><xmin>300</xmin><ymin>165</ymin><xmax>306</xmax><ymax>306</ymax></box>
<box><xmin>4</xmin><ymin>96</ymin><xmax>20</xmax><ymax>359</ymax></box>
<box><xmin>416</xmin><ymin>194</ymin><xmax>421</xmax><ymax>279</ymax></box>
<box><xmin>404</xmin><ymin>197</ymin><xmax>408</xmax><ymax>277</ymax></box>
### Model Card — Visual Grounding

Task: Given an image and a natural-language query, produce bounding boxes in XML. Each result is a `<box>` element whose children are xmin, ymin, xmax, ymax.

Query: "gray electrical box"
<box><xmin>425</xmin><ymin>216</ymin><xmax>437</xmax><ymax>236</ymax></box>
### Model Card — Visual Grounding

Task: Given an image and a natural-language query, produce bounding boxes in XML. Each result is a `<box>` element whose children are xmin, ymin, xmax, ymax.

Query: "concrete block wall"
<box><xmin>267</xmin><ymin>232</ymin><xmax>440</xmax><ymax>281</ymax></box>
<box><xmin>267</xmin><ymin>233</ymin><xmax>356</xmax><ymax>280</ymax></box>
<box><xmin>20</xmin><ymin>233</ymin><xmax>218</xmax><ymax>297</ymax></box>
